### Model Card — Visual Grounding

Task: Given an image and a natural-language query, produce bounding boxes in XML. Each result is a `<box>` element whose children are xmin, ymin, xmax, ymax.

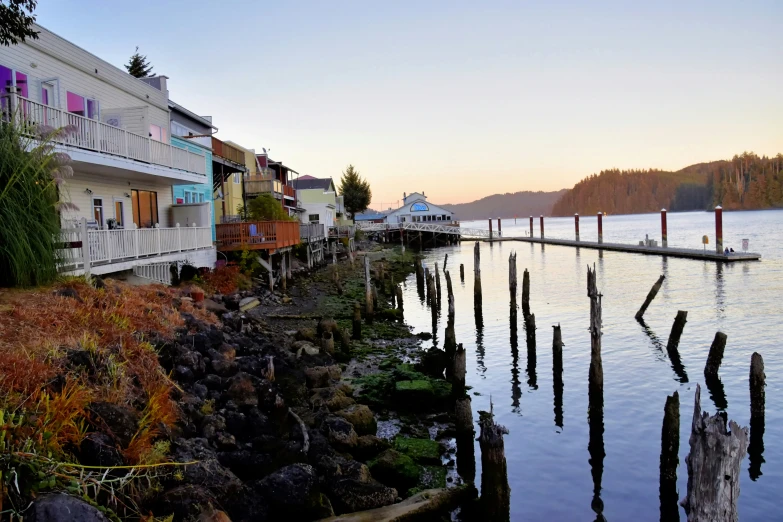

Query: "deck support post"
<box><xmin>497</xmin><ymin>218</ymin><xmax>502</xmax><ymax>238</ymax></box>
<box><xmin>488</xmin><ymin>219</ymin><xmax>493</xmax><ymax>242</ymax></box>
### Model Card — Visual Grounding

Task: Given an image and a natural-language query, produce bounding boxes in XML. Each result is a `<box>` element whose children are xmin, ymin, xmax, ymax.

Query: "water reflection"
<box><xmin>637</xmin><ymin>317</ymin><xmax>667</xmax><ymax>363</ymax></box>
<box><xmin>715</xmin><ymin>263</ymin><xmax>726</xmax><ymax>321</ymax></box>
<box><xmin>705</xmin><ymin>374</ymin><xmax>728</xmax><ymax>411</ymax></box>
<box><xmin>525</xmin><ymin>314</ymin><xmax>538</xmax><ymax>390</ymax></box>
<box><xmin>510</xmin><ymin>305</ymin><xmax>522</xmax><ymax>413</ymax></box>
<box><xmin>475</xmin><ymin>306</ymin><xmax>486</xmax><ymax>377</ymax></box>
<box><xmin>749</xmin><ymin>414</ymin><xmax>766</xmax><ymax>481</ymax></box>
<box><xmin>553</xmin><ymin>325</ymin><xmax>564</xmax><ymax>429</ymax></box>
<box><xmin>588</xmin><ymin>374</ymin><xmax>606</xmax><ymax>521</ymax></box>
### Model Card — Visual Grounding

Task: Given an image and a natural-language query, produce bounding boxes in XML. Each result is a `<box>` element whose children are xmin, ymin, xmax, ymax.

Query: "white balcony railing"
<box><xmin>4</xmin><ymin>93</ymin><xmax>207</xmax><ymax>176</ymax></box>
<box><xmin>59</xmin><ymin>218</ymin><xmax>213</xmax><ymax>274</ymax></box>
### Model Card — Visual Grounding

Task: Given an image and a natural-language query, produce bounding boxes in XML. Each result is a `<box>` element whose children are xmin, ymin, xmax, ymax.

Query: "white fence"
<box><xmin>355</xmin><ymin>221</ymin><xmax>491</xmax><ymax>238</ymax></box>
<box><xmin>59</xmin><ymin>218</ymin><xmax>213</xmax><ymax>274</ymax></box>
<box><xmin>6</xmin><ymin>94</ymin><xmax>207</xmax><ymax>176</ymax></box>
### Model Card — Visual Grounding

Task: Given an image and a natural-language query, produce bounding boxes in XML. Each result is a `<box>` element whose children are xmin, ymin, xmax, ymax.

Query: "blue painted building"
<box><xmin>171</xmin><ymin>136</ymin><xmax>215</xmax><ymax>239</ymax></box>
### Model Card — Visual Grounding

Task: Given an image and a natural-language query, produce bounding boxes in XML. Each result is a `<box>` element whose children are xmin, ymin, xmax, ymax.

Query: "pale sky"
<box><xmin>38</xmin><ymin>1</ymin><xmax>782</xmax><ymax>206</ymax></box>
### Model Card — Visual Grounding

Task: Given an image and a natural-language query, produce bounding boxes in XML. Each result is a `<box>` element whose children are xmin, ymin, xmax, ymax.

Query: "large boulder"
<box><xmin>152</xmin><ymin>485</ymin><xmax>217</xmax><ymax>521</ymax></box>
<box><xmin>354</xmin><ymin>435</ymin><xmax>392</xmax><ymax>461</ymax></box>
<box><xmin>335</xmin><ymin>404</ymin><xmax>377</xmax><ymax>436</ymax></box>
<box><xmin>252</xmin><ymin>463</ymin><xmax>333</xmax><ymax>519</ymax></box>
<box><xmin>305</xmin><ymin>365</ymin><xmax>341</xmax><ymax>388</ymax></box>
<box><xmin>329</xmin><ymin>478</ymin><xmax>398</xmax><ymax>514</ymax></box>
<box><xmin>226</xmin><ymin>372</ymin><xmax>258</xmax><ymax>407</ymax></box>
<box><xmin>310</xmin><ymin>387</ymin><xmax>355</xmax><ymax>412</ymax></box>
<box><xmin>367</xmin><ymin>449</ymin><xmax>421</xmax><ymax>492</ymax></box>
<box><xmin>416</xmin><ymin>347</ymin><xmax>449</xmax><ymax>378</ymax></box>
<box><xmin>169</xmin><ymin>438</ymin><xmax>243</xmax><ymax>500</ymax></box>
<box><xmin>26</xmin><ymin>493</ymin><xmax>108</xmax><ymax>522</ymax></box>
<box><xmin>88</xmin><ymin>402</ymin><xmax>138</xmax><ymax>448</ymax></box>
<box><xmin>321</xmin><ymin>415</ymin><xmax>358</xmax><ymax>450</ymax></box>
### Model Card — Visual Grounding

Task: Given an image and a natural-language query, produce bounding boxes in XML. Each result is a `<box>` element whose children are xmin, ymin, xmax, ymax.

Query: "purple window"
<box><xmin>87</xmin><ymin>98</ymin><xmax>98</xmax><ymax>119</ymax></box>
<box><xmin>15</xmin><ymin>71</ymin><xmax>27</xmax><ymax>98</ymax></box>
<box><xmin>0</xmin><ymin>65</ymin><xmax>13</xmax><ymax>94</ymax></box>
<box><xmin>41</xmin><ymin>86</ymin><xmax>48</xmax><ymax>105</ymax></box>
<box><xmin>67</xmin><ymin>91</ymin><xmax>85</xmax><ymax>116</ymax></box>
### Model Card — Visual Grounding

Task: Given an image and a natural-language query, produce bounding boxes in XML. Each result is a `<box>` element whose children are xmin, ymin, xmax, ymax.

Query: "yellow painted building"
<box><xmin>215</xmin><ymin>140</ymin><xmax>256</xmax><ymax>222</ymax></box>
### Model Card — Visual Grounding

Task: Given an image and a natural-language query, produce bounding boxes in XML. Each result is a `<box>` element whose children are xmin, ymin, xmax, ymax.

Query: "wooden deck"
<box><xmin>215</xmin><ymin>221</ymin><xmax>300</xmax><ymax>252</ymax></box>
<box><xmin>477</xmin><ymin>236</ymin><xmax>761</xmax><ymax>263</ymax></box>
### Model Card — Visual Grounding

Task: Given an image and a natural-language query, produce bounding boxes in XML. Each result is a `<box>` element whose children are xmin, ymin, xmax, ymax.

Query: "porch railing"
<box><xmin>215</xmin><ymin>220</ymin><xmax>300</xmax><ymax>251</ymax></box>
<box><xmin>300</xmin><ymin>222</ymin><xmax>324</xmax><ymax>241</ymax></box>
<box><xmin>244</xmin><ymin>177</ymin><xmax>282</xmax><ymax>196</ymax></box>
<box><xmin>329</xmin><ymin>225</ymin><xmax>356</xmax><ymax>238</ymax></box>
<box><xmin>59</xmin><ymin>218</ymin><xmax>213</xmax><ymax>274</ymax></box>
<box><xmin>5</xmin><ymin>93</ymin><xmax>207</xmax><ymax>176</ymax></box>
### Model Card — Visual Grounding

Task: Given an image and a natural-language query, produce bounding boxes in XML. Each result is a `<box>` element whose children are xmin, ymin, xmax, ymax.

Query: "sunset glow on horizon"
<box><xmin>38</xmin><ymin>1</ymin><xmax>782</xmax><ymax>206</ymax></box>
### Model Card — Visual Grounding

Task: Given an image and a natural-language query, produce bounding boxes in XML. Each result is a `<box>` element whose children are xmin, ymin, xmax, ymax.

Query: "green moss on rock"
<box><xmin>394</xmin><ymin>437</ymin><xmax>442</xmax><ymax>464</ymax></box>
<box><xmin>368</xmin><ymin>449</ymin><xmax>421</xmax><ymax>492</ymax></box>
<box><xmin>419</xmin><ymin>465</ymin><xmax>447</xmax><ymax>489</ymax></box>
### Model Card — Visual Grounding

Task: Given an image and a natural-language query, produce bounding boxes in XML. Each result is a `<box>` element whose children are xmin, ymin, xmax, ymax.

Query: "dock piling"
<box><xmin>474</xmin><ymin>242</ymin><xmax>482</xmax><ymax>309</ymax></box>
<box><xmin>459</xmin><ymin>263</ymin><xmax>464</xmax><ymax>282</ymax></box>
<box><xmin>597</xmin><ymin>212</ymin><xmax>604</xmax><ymax>244</ymax></box>
<box><xmin>529</xmin><ymin>216</ymin><xmax>533</xmax><ymax>237</ymax></box>
<box><xmin>659</xmin><ymin>391</ymin><xmax>680</xmax><ymax>522</ymax></box>
<box><xmin>540</xmin><ymin>215</ymin><xmax>545</xmax><ymax>238</ymax></box>
<box><xmin>497</xmin><ymin>218</ymin><xmax>502</xmax><ymax>237</ymax></box>
<box><xmin>478</xmin><ymin>403</ymin><xmax>510</xmax><ymax>521</ymax></box>
<box><xmin>575</xmin><ymin>213</ymin><xmax>580</xmax><ymax>241</ymax></box>
<box><xmin>661</xmin><ymin>209</ymin><xmax>668</xmax><ymax>248</ymax></box>
<box><xmin>488</xmin><ymin>219</ymin><xmax>493</xmax><ymax>242</ymax></box>
<box><xmin>715</xmin><ymin>206</ymin><xmax>723</xmax><ymax>253</ymax></box>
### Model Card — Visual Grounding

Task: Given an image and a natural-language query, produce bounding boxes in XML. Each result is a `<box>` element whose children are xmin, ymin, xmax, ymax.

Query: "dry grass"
<box><xmin>196</xmin><ymin>264</ymin><xmax>250</xmax><ymax>295</ymax></box>
<box><xmin>0</xmin><ymin>278</ymin><xmax>218</xmax><ymax>463</ymax></box>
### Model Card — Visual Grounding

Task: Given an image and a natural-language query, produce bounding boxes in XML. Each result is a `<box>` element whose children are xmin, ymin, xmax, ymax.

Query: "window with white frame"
<box><xmin>233</xmin><ymin>172</ymin><xmax>240</xmax><ymax>184</ymax></box>
<box><xmin>308</xmin><ymin>214</ymin><xmax>320</xmax><ymax>222</ymax></box>
<box><xmin>171</xmin><ymin>120</ymin><xmax>199</xmax><ymax>137</ymax></box>
<box><xmin>67</xmin><ymin>91</ymin><xmax>99</xmax><ymax>119</ymax></box>
<box><xmin>149</xmin><ymin>124</ymin><xmax>167</xmax><ymax>142</ymax></box>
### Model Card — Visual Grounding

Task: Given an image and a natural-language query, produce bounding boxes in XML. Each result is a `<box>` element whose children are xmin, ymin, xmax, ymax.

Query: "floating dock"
<box><xmin>476</xmin><ymin>236</ymin><xmax>761</xmax><ymax>262</ymax></box>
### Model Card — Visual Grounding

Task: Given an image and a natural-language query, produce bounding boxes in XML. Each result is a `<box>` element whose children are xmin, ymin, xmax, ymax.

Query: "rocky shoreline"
<box><xmin>10</xmin><ymin>245</ymin><xmax>476</xmax><ymax>522</ymax></box>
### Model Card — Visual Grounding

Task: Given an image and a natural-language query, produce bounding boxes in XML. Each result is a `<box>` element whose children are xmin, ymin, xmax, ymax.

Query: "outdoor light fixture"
<box><xmin>84</xmin><ymin>188</ymin><xmax>93</xmax><ymax>195</ymax></box>
<box><xmin>124</xmin><ymin>192</ymin><xmax>131</xmax><ymax>198</ymax></box>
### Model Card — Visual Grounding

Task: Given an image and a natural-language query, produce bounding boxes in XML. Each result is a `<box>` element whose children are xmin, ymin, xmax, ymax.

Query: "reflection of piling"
<box><xmin>522</xmin><ymin>269</ymin><xmax>531</xmax><ymax>318</ymax></box>
<box><xmin>586</xmin><ymin>264</ymin><xmax>605</xmax><ymax>521</ymax></box>
<box><xmin>665</xmin><ymin>311</ymin><xmax>688</xmax><ymax>383</ymax></box>
<box><xmin>455</xmin><ymin>396</ymin><xmax>476</xmax><ymax>483</ymax></box>
<box><xmin>659</xmin><ymin>392</ymin><xmax>680</xmax><ymax>522</ymax></box>
<box><xmin>635</xmin><ymin>274</ymin><xmax>665</xmax><ymax>320</ymax></box>
<box><xmin>352</xmin><ymin>301</ymin><xmax>362</xmax><ymax>340</ymax></box>
<box><xmin>364</xmin><ymin>256</ymin><xmax>374</xmax><ymax>324</ymax></box>
<box><xmin>478</xmin><ymin>404</ymin><xmax>510</xmax><ymax>522</ymax></box>
<box><xmin>474</xmin><ymin>242</ymin><xmax>482</xmax><ymax>310</ymax></box>
<box><xmin>525</xmin><ymin>313</ymin><xmax>537</xmax><ymax>389</ymax></box>
<box><xmin>510</xmin><ymin>306</ymin><xmax>521</xmax><ymax>412</ymax></box>
<box><xmin>435</xmin><ymin>262</ymin><xmax>442</xmax><ymax>308</ymax></box>
<box><xmin>749</xmin><ymin>352</ymin><xmax>766</xmax><ymax>480</ymax></box>
<box><xmin>552</xmin><ymin>324</ymin><xmax>564</xmax><ymax>428</ymax></box>
<box><xmin>427</xmin><ymin>272</ymin><xmax>437</xmax><ymax>325</ymax></box>
<box><xmin>682</xmin><ymin>384</ymin><xmax>748</xmax><ymax>522</ymax></box>
<box><xmin>415</xmin><ymin>256</ymin><xmax>425</xmax><ymax>300</ymax></box>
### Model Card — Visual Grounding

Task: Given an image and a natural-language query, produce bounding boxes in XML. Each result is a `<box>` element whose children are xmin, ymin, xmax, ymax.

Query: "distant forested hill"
<box><xmin>441</xmin><ymin>190</ymin><xmax>568</xmax><ymax>221</ymax></box>
<box><xmin>551</xmin><ymin>152</ymin><xmax>783</xmax><ymax>216</ymax></box>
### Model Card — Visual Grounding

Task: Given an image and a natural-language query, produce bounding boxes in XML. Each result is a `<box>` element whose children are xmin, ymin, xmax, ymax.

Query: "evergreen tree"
<box><xmin>338</xmin><ymin>165</ymin><xmax>372</xmax><ymax>219</ymax></box>
<box><xmin>125</xmin><ymin>46</ymin><xmax>153</xmax><ymax>78</ymax></box>
<box><xmin>0</xmin><ymin>0</ymin><xmax>38</xmax><ymax>46</ymax></box>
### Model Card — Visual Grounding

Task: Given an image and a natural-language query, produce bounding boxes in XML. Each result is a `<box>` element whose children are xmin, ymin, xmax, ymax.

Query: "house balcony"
<box><xmin>300</xmin><ymin>222</ymin><xmax>325</xmax><ymax>242</ymax></box>
<box><xmin>7</xmin><ymin>94</ymin><xmax>208</xmax><ymax>184</ymax></box>
<box><xmin>59</xmin><ymin>219</ymin><xmax>215</xmax><ymax>276</ymax></box>
<box><xmin>244</xmin><ymin>176</ymin><xmax>282</xmax><ymax>198</ymax></box>
<box><xmin>215</xmin><ymin>220</ymin><xmax>300</xmax><ymax>253</ymax></box>
<box><xmin>212</xmin><ymin>137</ymin><xmax>245</xmax><ymax>165</ymax></box>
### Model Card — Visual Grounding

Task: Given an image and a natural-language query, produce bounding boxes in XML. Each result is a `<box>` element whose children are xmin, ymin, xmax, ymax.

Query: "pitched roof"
<box><xmin>293</xmin><ymin>177</ymin><xmax>334</xmax><ymax>191</ymax></box>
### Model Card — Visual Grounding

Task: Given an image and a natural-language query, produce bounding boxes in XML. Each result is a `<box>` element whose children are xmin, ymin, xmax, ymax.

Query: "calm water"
<box><xmin>400</xmin><ymin>210</ymin><xmax>783</xmax><ymax>521</ymax></box>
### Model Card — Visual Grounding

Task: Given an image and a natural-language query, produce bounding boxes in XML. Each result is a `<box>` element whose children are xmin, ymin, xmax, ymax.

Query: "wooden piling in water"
<box><xmin>522</xmin><ymin>268</ymin><xmax>530</xmax><ymax>318</ymax></box>
<box><xmin>478</xmin><ymin>403</ymin><xmax>510</xmax><ymax>521</ymax></box>
<box><xmin>509</xmin><ymin>252</ymin><xmax>517</xmax><ymax>303</ymax></box>
<box><xmin>455</xmin><ymin>394</ymin><xmax>476</xmax><ymax>483</ymax></box>
<box><xmin>552</xmin><ymin>324</ymin><xmax>563</xmax><ymax>428</ymax></box>
<box><xmin>659</xmin><ymin>391</ymin><xmax>680</xmax><ymax>522</ymax></box>
<box><xmin>453</xmin><ymin>343</ymin><xmax>466</xmax><ymax>395</ymax></box>
<box><xmin>332</xmin><ymin>267</ymin><xmax>343</xmax><ymax>296</ymax></box>
<box><xmin>749</xmin><ymin>352</ymin><xmax>765</xmax><ymax>480</ymax></box>
<box><xmin>635</xmin><ymin>274</ymin><xmax>665</xmax><ymax>320</ymax></box>
<box><xmin>587</xmin><ymin>264</ymin><xmax>603</xmax><ymax>392</ymax></box>
<box><xmin>682</xmin><ymin>384</ymin><xmax>748</xmax><ymax>522</ymax></box>
<box><xmin>474</xmin><ymin>242</ymin><xmax>482</xmax><ymax>309</ymax></box>
<box><xmin>444</xmin><ymin>271</ymin><xmax>456</xmax><ymax>359</ymax></box>
<box><xmin>460</xmin><ymin>263</ymin><xmax>465</xmax><ymax>282</ymax></box>
<box><xmin>444</xmin><ymin>253</ymin><xmax>448</xmax><ymax>272</ymax></box>
<box><xmin>704</xmin><ymin>332</ymin><xmax>727</xmax><ymax>379</ymax></box>
<box><xmin>666</xmin><ymin>310</ymin><xmax>688</xmax><ymax>353</ymax></box>
<box><xmin>352</xmin><ymin>301</ymin><xmax>362</xmax><ymax>340</ymax></box>
<box><xmin>395</xmin><ymin>285</ymin><xmax>404</xmax><ymax>312</ymax></box>
<box><xmin>435</xmin><ymin>262</ymin><xmax>442</xmax><ymax>308</ymax></box>
<box><xmin>364</xmin><ymin>256</ymin><xmax>374</xmax><ymax>325</ymax></box>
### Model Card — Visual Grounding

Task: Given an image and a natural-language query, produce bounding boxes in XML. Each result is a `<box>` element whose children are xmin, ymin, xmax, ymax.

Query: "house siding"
<box><xmin>0</xmin><ymin>25</ymin><xmax>170</xmax><ymax>139</ymax></box>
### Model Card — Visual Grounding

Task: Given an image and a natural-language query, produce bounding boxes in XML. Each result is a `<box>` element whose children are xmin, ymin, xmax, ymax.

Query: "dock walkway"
<box><xmin>480</xmin><ymin>236</ymin><xmax>761</xmax><ymax>262</ymax></box>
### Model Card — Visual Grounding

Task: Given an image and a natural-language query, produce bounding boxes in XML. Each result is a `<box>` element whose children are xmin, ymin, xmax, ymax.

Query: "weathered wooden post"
<box><xmin>352</xmin><ymin>301</ymin><xmax>362</xmax><ymax>340</ymax></box>
<box><xmin>497</xmin><ymin>218</ymin><xmax>502</xmax><ymax>237</ymax></box>
<box><xmin>529</xmin><ymin>215</ymin><xmax>533</xmax><ymax>237</ymax></box>
<box><xmin>704</xmin><ymin>332</ymin><xmax>727</xmax><ymax>379</ymax></box>
<box><xmin>522</xmin><ymin>268</ymin><xmax>531</xmax><ymax>319</ymax></box>
<box><xmin>635</xmin><ymin>274</ymin><xmax>665</xmax><ymax>320</ymax></box>
<box><xmin>539</xmin><ymin>215</ymin><xmax>544</xmax><ymax>238</ymax></box>
<box><xmin>332</xmin><ymin>242</ymin><xmax>337</xmax><ymax>264</ymax></box>
<box><xmin>281</xmin><ymin>253</ymin><xmax>287</xmax><ymax>293</ymax></box>
<box><xmin>587</xmin><ymin>264</ymin><xmax>603</xmax><ymax>394</ymax></box>
<box><xmin>665</xmin><ymin>310</ymin><xmax>689</xmax><ymax>383</ymax></box>
<box><xmin>474</xmin><ymin>242</ymin><xmax>482</xmax><ymax>309</ymax></box>
<box><xmin>400</xmin><ymin>227</ymin><xmax>405</xmax><ymax>255</ymax></box>
<box><xmin>575</xmin><ymin>213</ymin><xmax>580</xmax><ymax>241</ymax></box>
<box><xmin>459</xmin><ymin>263</ymin><xmax>465</xmax><ymax>282</ymax></box>
<box><xmin>364</xmin><ymin>256</ymin><xmax>374</xmax><ymax>324</ymax></box>
<box><xmin>444</xmin><ymin>253</ymin><xmax>448</xmax><ymax>272</ymax></box>
<box><xmin>488</xmin><ymin>218</ymin><xmax>493</xmax><ymax>242</ymax></box>
<box><xmin>453</xmin><ymin>343</ymin><xmax>466</xmax><ymax>395</ymax></box>
<box><xmin>508</xmin><ymin>252</ymin><xmax>517</xmax><ymax>303</ymax></box>
<box><xmin>715</xmin><ymin>206</ymin><xmax>723</xmax><ymax>254</ymax></box>
<box><xmin>681</xmin><ymin>384</ymin><xmax>748</xmax><ymax>522</ymax></box>
<box><xmin>587</xmin><ymin>266</ymin><xmax>605</xmax><ymax>521</ymax></box>
<box><xmin>661</xmin><ymin>208</ymin><xmax>668</xmax><ymax>247</ymax></box>
<box><xmin>455</xmin><ymin>393</ymin><xmax>476</xmax><ymax>483</ymax></box>
<box><xmin>659</xmin><ymin>392</ymin><xmax>680</xmax><ymax>522</ymax></box>
<box><xmin>552</xmin><ymin>324</ymin><xmax>564</xmax><ymax>428</ymax></box>
<box><xmin>395</xmin><ymin>284</ymin><xmax>404</xmax><ymax>312</ymax></box>
<box><xmin>749</xmin><ymin>352</ymin><xmax>765</xmax><ymax>480</ymax></box>
<box><xmin>444</xmin><ymin>271</ymin><xmax>456</xmax><ymax>360</ymax></box>
<box><xmin>478</xmin><ymin>403</ymin><xmax>510</xmax><ymax>521</ymax></box>
<box><xmin>597</xmin><ymin>212</ymin><xmax>604</xmax><ymax>243</ymax></box>
<box><xmin>321</xmin><ymin>331</ymin><xmax>335</xmax><ymax>355</ymax></box>
<box><xmin>435</xmin><ymin>262</ymin><xmax>442</xmax><ymax>308</ymax></box>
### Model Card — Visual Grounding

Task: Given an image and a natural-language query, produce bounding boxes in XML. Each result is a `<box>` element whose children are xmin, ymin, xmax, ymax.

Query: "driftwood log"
<box><xmin>635</xmin><ymin>274</ymin><xmax>665</xmax><ymax>320</ymax></box>
<box><xmin>681</xmin><ymin>384</ymin><xmax>749</xmax><ymax>522</ymax></box>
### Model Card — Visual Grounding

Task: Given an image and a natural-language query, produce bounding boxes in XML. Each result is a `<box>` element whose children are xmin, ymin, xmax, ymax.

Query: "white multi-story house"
<box><xmin>0</xmin><ymin>25</ymin><xmax>216</xmax><ymax>279</ymax></box>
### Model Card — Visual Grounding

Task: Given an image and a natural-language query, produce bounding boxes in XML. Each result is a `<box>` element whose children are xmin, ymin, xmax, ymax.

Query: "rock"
<box><xmin>54</xmin><ymin>287</ymin><xmax>83</xmax><ymax>303</ymax></box>
<box><xmin>329</xmin><ymin>478</ymin><xmax>398</xmax><ymax>515</ymax></box>
<box><xmin>218</xmin><ymin>450</ymin><xmax>276</xmax><ymax>481</ymax></box>
<box><xmin>310</xmin><ymin>387</ymin><xmax>355</xmax><ymax>412</ymax></box>
<box><xmin>367</xmin><ymin>449</ymin><xmax>421</xmax><ymax>492</ymax></box>
<box><xmin>318</xmin><ymin>487</ymin><xmax>474</xmax><ymax>522</ymax></box>
<box><xmin>282</xmin><ymin>296</ymin><xmax>292</xmax><ymax>304</ymax></box>
<box><xmin>297</xmin><ymin>344</ymin><xmax>320</xmax><ymax>358</ymax></box>
<box><xmin>226</xmin><ymin>372</ymin><xmax>258</xmax><ymax>407</ymax></box>
<box><xmin>169</xmin><ymin>438</ymin><xmax>243</xmax><ymax>500</ymax></box>
<box><xmin>215</xmin><ymin>431</ymin><xmax>238</xmax><ymax>451</ymax></box>
<box><xmin>239</xmin><ymin>297</ymin><xmax>260</xmax><ymax>311</ymax></box>
<box><xmin>209</xmin><ymin>350</ymin><xmax>238</xmax><ymax>377</ymax></box>
<box><xmin>305</xmin><ymin>365</ymin><xmax>341</xmax><ymax>388</ymax></box>
<box><xmin>26</xmin><ymin>493</ymin><xmax>108</xmax><ymax>522</ymax></box>
<box><xmin>200</xmin><ymin>414</ymin><xmax>226</xmax><ymax>440</ymax></box>
<box><xmin>88</xmin><ymin>402</ymin><xmax>139</xmax><ymax>448</ymax></box>
<box><xmin>415</xmin><ymin>332</ymin><xmax>433</xmax><ymax>341</ymax></box>
<box><xmin>335</xmin><ymin>404</ymin><xmax>377</xmax><ymax>436</ymax></box>
<box><xmin>417</xmin><ymin>347</ymin><xmax>449</xmax><ymax>378</ymax></box>
<box><xmin>153</xmin><ymin>485</ymin><xmax>217</xmax><ymax>522</ymax></box>
<box><xmin>200</xmin><ymin>374</ymin><xmax>223</xmax><ymax>390</ymax></box>
<box><xmin>203</xmin><ymin>298</ymin><xmax>228</xmax><ymax>317</ymax></box>
<box><xmin>253</xmin><ymin>463</ymin><xmax>333</xmax><ymax>519</ymax></box>
<box><xmin>77</xmin><ymin>432</ymin><xmax>123</xmax><ymax>467</ymax></box>
<box><xmin>354</xmin><ymin>435</ymin><xmax>392</xmax><ymax>461</ymax></box>
<box><xmin>394</xmin><ymin>380</ymin><xmax>433</xmax><ymax>403</ymax></box>
<box><xmin>394</xmin><ymin>437</ymin><xmax>442</xmax><ymax>465</ymax></box>
<box><xmin>295</xmin><ymin>328</ymin><xmax>317</xmax><ymax>343</ymax></box>
<box><xmin>292</xmin><ymin>340</ymin><xmax>317</xmax><ymax>352</ymax></box>
<box><xmin>321</xmin><ymin>415</ymin><xmax>359</xmax><ymax>449</ymax></box>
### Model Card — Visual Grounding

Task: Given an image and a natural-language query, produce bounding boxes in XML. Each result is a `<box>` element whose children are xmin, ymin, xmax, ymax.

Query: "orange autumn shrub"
<box><xmin>198</xmin><ymin>264</ymin><xmax>249</xmax><ymax>295</ymax></box>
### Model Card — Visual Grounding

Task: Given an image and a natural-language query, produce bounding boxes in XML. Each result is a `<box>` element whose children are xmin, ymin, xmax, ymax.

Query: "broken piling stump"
<box><xmin>522</xmin><ymin>268</ymin><xmax>530</xmax><ymax>318</ymax></box>
<box><xmin>660</xmin><ymin>391</ymin><xmax>680</xmax><ymax>522</ymax></box>
<box><xmin>704</xmin><ymin>332</ymin><xmax>727</xmax><ymax>379</ymax></box>
<box><xmin>681</xmin><ymin>384</ymin><xmax>748</xmax><ymax>522</ymax></box>
<box><xmin>352</xmin><ymin>301</ymin><xmax>362</xmax><ymax>340</ymax></box>
<box><xmin>635</xmin><ymin>274</ymin><xmax>665</xmax><ymax>320</ymax></box>
<box><xmin>666</xmin><ymin>310</ymin><xmax>688</xmax><ymax>352</ymax></box>
<box><xmin>478</xmin><ymin>403</ymin><xmax>510</xmax><ymax>521</ymax></box>
<box><xmin>452</xmin><ymin>343</ymin><xmax>466</xmax><ymax>394</ymax></box>
<box><xmin>364</xmin><ymin>256</ymin><xmax>374</xmax><ymax>325</ymax></box>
